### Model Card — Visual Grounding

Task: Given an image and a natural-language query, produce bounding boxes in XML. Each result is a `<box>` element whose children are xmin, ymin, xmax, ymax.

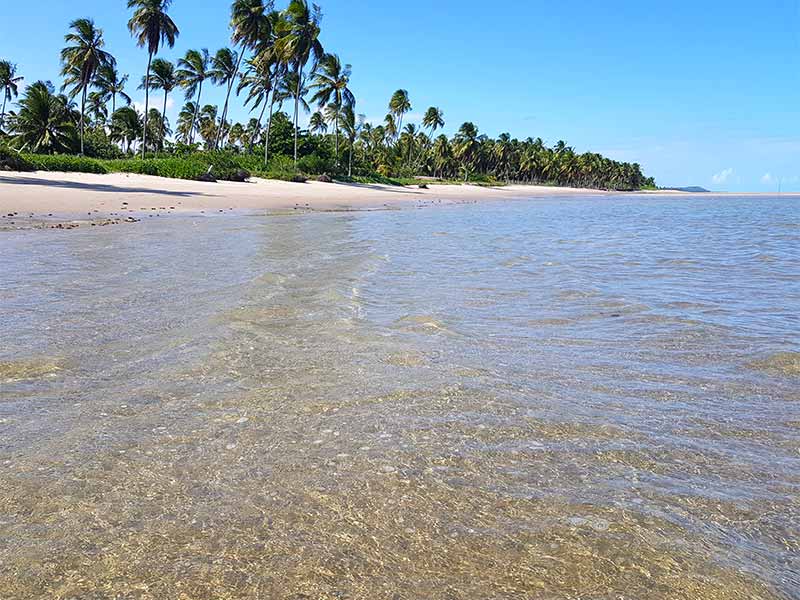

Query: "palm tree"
<box><xmin>282</xmin><ymin>70</ymin><xmax>309</xmax><ymax>118</ymax></box>
<box><xmin>275</xmin><ymin>0</ymin><xmax>323</xmax><ymax>163</ymax></box>
<box><xmin>340</xmin><ymin>103</ymin><xmax>362</xmax><ymax>177</ymax></box>
<box><xmin>249</xmin><ymin>9</ymin><xmax>287</xmax><ymax>164</ymax></box>
<box><xmin>209</xmin><ymin>47</ymin><xmax>239</xmax><ymax>148</ymax></box>
<box><xmin>492</xmin><ymin>132</ymin><xmax>513</xmax><ymax>181</ymax></box>
<box><xmin>401</xmin><ymin>123</ymin><xmax>418</xmax><ymax>166</ymax></box>
<box><xmin>261</xmin><ymin>64</ymin><xmax>290</xmax><ymax>165</ymax></box>
<box><xmin>13</xmin><ymin>81</ymin><xmax>78</xmax><ymax>153</ymax></box>
<box><xmin>140</xmin><ymin>58</ymin><xmax>177</xmax><ymax>149</ymax></box>
<box><xmin>176</xmin><ymin>48</ymin><xmax>211</xmax><ymax>145</ymax></box>
<box><xmin>422</xmin><ymin>106</ymin><xmax>444</xmax><ymax>138</ymax></box>
<box><xmin>383</xmin><ymin>114</ymin><xmax>397</xmax><ymax>141</ymax></box>
<box><xmin>94</xmin><ymin>63</ymin><xmax>131</xmax><ymax>114</ymax></box>
<box><xmin>127</xmin><ymin>0</ymin><xmax>179</xmax><ymax>158</ymax></box>
<box><xmin>228</xmin><ymin>122</ymin><xmax>245</xmax><ymax>150</ymax></box>
<box><xmin>323</xmin><ymin>101</ymin><xmax>340</xmax><ymax>139</ymax></box>
<box><xmin>244</xmin><ymin>117</ymin><xmax>261</xmax><ymax>145</ymax></box>
<box><xmin>110</xmin><ymin>105</ymin><xmax>142</xmax><ymax>152</ymax></box>
<box><xmin>358</xmin><ymin>122</ymin><xmax>373</xmax><ymax>162</ymax></box>
<box><xmin>310</xmin><ymin>53</ymin><xmax>354</xmax><ymax>164</ymax></box>
<box><xmin>176</xmin><ymin>101</ymin><xmax>197</xmax><ymax>144</ymax></box>
<box><xmin>86</xmin><ymin>91</ymin><xmax>108</xmax><ymax>126</ymax></box>
<box><xmin>236</xmin><ymin>56</ymin><xmax>274</xmax><ymax>152</ymax></box>
<box><xmin>145</xmin><ymin>107</ymin><xmax>170</xmax><ymax>150</ymax></box>
<box><xmin>370</xmin><ymin>124</ymin><xmax>386</xmax><ymax>163</ymax></box>
<box><xmin>60</xmin><ymin>18</ymin><xmax>115</xmax><ymax>154</ymax></box>
<box><xmin>198</xmin><ymin>104</ymin><xmax>219</xmax><ymax>149</ymax></box>
<box><xmin>0</xmin><ymin>61</ymin><xmax>23</xmax><ymax>132</ymax></box>
<box><xmin>431</xmin><ymin>134</ymin><xmax>452</xmax><ymax>179</ymax></box>
<box><xmin>222</xmin><ymin>0</ymin><xmax>271</xmax><ymax>149</ymax></box>
<box><xmin>454</xmin><ymin>122</ymin><xmax>479</xmax><ymax>181</ymax></box>
<box><xmin>308</xmin><ymin>110</ymin><xmax>326</xmax><ymax>135</ymax></box>
<box><xmin>553</xmin><ymin>140</ymin><xmax>571</xmax><ymax>154</ymax></box>
<box><xmin>56</xmin><ymin>91</ymin><xmax>82</xmax><ymax>126</ymax></box>
<box><xmin>388</xmin><ymin>89</ymin><xmax>411</xmax><ymax>140</ymax></box>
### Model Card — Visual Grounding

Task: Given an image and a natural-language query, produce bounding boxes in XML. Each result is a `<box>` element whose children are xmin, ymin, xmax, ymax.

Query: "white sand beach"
<box><xmin>0</xmin><ymin>171</ymin><xmax>609</xmax><ymax>219</ymax></box>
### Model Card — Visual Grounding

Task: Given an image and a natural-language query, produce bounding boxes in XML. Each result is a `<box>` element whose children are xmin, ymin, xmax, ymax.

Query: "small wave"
<box><xmin>527</xmin><ymin>318</ymin><xmax>574</xmax><ymax>327</ymax></box>
<box><xmin>501</xmin><ymin>255</ymin><xmax>532</xmax><ymax>268</ymax></box>
<box><xmin>658</xmin><ymin>258</ymin><xmax>699</xmax><ymax>266</ymax></box>
<box><xmin>664</xmin><ymin>301</ymin><xmax>714</xmax><ymax>310</ymax></box>
<box><xmin>394</xmin><ymin>315</ymin><xmax>456</xmax><ymax>336</ymax></box>
<box><xmin>557</xmin><ymin>289</ymin><xmax>598</xmax><ymax>301</ymax></box>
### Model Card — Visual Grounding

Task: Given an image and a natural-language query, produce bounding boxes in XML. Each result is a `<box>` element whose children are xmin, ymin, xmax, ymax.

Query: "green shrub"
<box><xmin>105</xmin><ymin>153</ymin><xmax>250</xmax><ymax>182</ymax></box>
<box><xmin>231</xmin><ymin>153</ymin><xmax>266</xmax><ymax>173</ymax></box>
<box><xmin>265</xmin><ymin>155</ymin><xmax>306</xmax><ymax>182</ymax></box>
<box><xmin>21</xmin><ymin>153</ymin><xmax>108</xmax><ymax>174</ymax></box>
<box><xmin>2</xmin><ymin>149</ymin><xmax>298</xmax><ymax>182</ymax></box>
<box><xmin>0</xmin><ymin>146</ymin><xmax>34</xmax><ymax>171</ymax></box>
<box><xmin>200</xmin><ymin>151</ymin><xmax>240</xmax><ymax>181</ymax></box>
<box><xmin>297</xmin><ymin>152</ymin><xmax>334</xmax><ymax>176</ymax></box>
<box><xmin>467</xmin><ymin>173</ymin><xmax>494</xmax><ymax>184</ymax></box>
<box><xmin>173</xmin><ymin>142</ymin><xmax>203</xmax><ymax>156</ymax></box>
<box><xmin>84</xmin><ymin>129</ymin><xmax>125</xmax><ymax>159</ymax></box>
<box><xmin>107</xmin><ymin>157</ymin><xmax>209</xmax><ymax>180</ymax></box>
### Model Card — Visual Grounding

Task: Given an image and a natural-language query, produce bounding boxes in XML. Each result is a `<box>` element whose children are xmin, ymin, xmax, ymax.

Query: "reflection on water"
<box><xmin>1</xmin><ymin>195</ymin><xmax>799</xmax><ymax>599</ymax></box>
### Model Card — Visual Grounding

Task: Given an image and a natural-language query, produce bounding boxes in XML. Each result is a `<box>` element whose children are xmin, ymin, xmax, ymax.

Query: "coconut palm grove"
<box><xmin>0</xmin><ymin>0</ymin><xmax>655</xmax><ymax>190</ymax></box>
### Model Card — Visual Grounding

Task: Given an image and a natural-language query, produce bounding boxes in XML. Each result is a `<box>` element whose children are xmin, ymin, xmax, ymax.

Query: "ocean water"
<box><xmin>1</xmin><ymin>194</ymin><xmax>798</xmax><ymax>599</ymax></box>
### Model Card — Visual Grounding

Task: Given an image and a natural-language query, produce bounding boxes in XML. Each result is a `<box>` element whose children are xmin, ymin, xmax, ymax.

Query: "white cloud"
<box><xmin>132</xmin><ymin>96</ymin><xmax>175</xmax><ymax>114</ymax></box>
<box><xmin>761</xmin><ymin>173</ymin><xmax>799</xmax><ymax>186</ymax></box>
<box><xmin>711</xmin><ymin>168</ymin><xmax>734</xmax><ymax>185</ymax></box>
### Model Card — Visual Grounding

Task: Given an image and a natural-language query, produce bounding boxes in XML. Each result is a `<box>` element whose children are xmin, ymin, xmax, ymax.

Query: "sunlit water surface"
<box><xmin>1</xmin><ymin>195</ymin><xmax>799</xmax><ymax>599</ymax></box>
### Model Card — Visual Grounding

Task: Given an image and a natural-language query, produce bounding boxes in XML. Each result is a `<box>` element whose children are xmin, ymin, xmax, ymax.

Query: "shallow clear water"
<box><xmin>1</xmin><ymin>194</ymin><xmax>799</xmax><ymax>599</ymax></box>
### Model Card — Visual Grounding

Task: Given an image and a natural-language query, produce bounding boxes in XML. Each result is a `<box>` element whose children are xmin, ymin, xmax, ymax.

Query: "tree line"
<box><xmin>0</xmin><ymin>0</ymin><xmax>655</xmax><ymax>190</ymax></box>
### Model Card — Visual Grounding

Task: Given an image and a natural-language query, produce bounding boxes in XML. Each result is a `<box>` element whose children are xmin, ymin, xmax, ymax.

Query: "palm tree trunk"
<box><xmin>112</xmin><ymin>92</ymin><xmax>116</xmax><ymax>114</ymax></box>
<box><xmin>215</xmin><ymin>79</ymin><xmax>233</xmax><ymax>150</ymax></box>
<box><xmin>334</xmin><ymin>112</ymin><xmax>339</xmax><ymax>166</ymax></box>
<box><xmin>142</xmin><ymin>52</ymin><xmax>152</xmax><ymax>159</ymax></box>
<box><xmin>80</xmin><ymin>86</ymin><xmax>87</xmax><ymax>156</ymax></box>
<box><xmin>1</xmin><ymin>94</ymin><xmax>7</xmax><ymax>131</ymax></box>
<box><xmin>215</xmin><ymin>50</ymin><xmax>244</xmax><ymax>151</ymax></box>
<box><xmin>293</xmin><ymin>66</ymin><xmax>301</xmax><ymax>164</ymax></box>
<box><xmin>348</xmin><ymin>139</ymin><xmax>353</xmax><ymax>177</ymax></box>
<box><xmin>161</xmin><ymin>91</ymin><xmax>168</xmax><ymax>154</ymax></box>
<box><xmin>249</xmin><ymin>100</ymin><xmax>267</xmax><ymax>154</ymax></box>
<box><xmin>191</xmin><ymin>80</ymin><xmax>203</xmax><ymax>146</ymax></box>
<box><xmin>264</xmin><ymin>93</ymin><xmax>277</xmax><ymax>167</ymax></box>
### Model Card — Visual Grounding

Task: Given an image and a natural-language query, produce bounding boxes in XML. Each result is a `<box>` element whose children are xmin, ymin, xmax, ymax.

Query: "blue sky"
<box><xmin>1</xmin><ymin>0</ymin><xmax>799</xmax><ymax>191</ymax></box>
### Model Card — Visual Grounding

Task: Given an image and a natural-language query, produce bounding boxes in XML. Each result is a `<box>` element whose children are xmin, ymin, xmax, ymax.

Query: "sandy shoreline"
<box><xmin>0</xmin><ymin>171</ymin><xmax>616</xmax><ymax>223</ymax></box>
<box><xmin>1</xmin><ymin>171</ymin><xmax>795</xmax><ymax>228</ymax></box>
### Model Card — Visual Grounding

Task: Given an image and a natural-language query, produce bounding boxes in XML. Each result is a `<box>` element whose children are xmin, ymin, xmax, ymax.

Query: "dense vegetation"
<box><xmin>0</xmin><ymin>0</ymin><xmax>655</xmax><ymax>190</ymax></box>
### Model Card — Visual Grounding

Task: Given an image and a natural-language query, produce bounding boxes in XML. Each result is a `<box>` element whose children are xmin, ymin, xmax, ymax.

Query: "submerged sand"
<box><xmin>2</xmin><ymin>189</ymin><xmax>797</xmax><ymax>599</ymax></box>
